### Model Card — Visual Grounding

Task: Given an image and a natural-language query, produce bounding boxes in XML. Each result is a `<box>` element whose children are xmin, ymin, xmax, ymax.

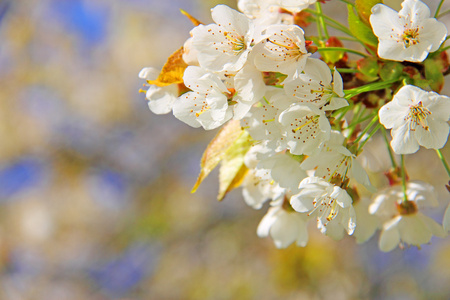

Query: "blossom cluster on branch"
<box><xmin>139</xmin><ymin>0</ymin><xmax>450</xmax><ymax>252</ymax></box>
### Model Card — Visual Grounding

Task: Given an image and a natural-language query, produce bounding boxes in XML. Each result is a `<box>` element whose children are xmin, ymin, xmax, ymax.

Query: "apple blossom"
<box><xmin>283</xmin><ymin>58</ymin><xmax>348</xmax><ymax>111</ymax></box>
<box><xmin>290</xmin><ymin>176</ymin><xmax>356</xmax><ymax>238</ymax></box>
<box><xmin>379</xmin><ymin>85</ymin><xmax>450</xmax><ymax>154</ymax></box>
<box><xmin>370</xmin><ymin>0</ymin><xmax>447</xmax><ymax>62</ymax></box>
<box><xmin>191</xmin><ymin>5</ymin><xmax>255</xmax><ymax>72</ymax></box>
<box><xmin>278</xmin><ymin>103</ymin><xmax>331</xmax><ymax>155</ymax></box>
<box><xmin>257</xmin><ymin>205</ymin><xmax>309</xmax><ymax>248</ymax></box>
<box><xmin>300</xmin><ymin>131</ymin><xmax>374</xmax><ymax>191</ymax></box>
<box><xmin>370</xmin><ymin>181</ymin><xmax>445</xmax><ymax>252</ymax></box>
<box><xmin>138</xmin><ymin>67</ymin><xmax>178</xmax><ymax>114</ymax></box>
<box><xmin>253</xmin><ymin>24</ymin><xmax>310</xmax><ymax>78</ymax></box>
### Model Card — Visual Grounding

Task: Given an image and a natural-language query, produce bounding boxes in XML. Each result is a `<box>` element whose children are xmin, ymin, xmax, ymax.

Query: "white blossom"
<box><xmin>290</xmin><ymin>176</ymin><xmax>356</xmax><ymax>238</ymax></box>
<box><xmin>138</xmin><ymin>67</ymin><xmax>178</xmax><ymax>114</ymax></box>
<box><xmin>300</xmin><ymin>131</ymin><xmax>374</xmax><ymax>191</ymax></box>
<box><xmin>231</xmin><ymin>63</ymin><xmax>266</xmax><ymax>119</ymax></box>
<box><xmin>241</xmin><ymin>168</ymin><xmax>285</xmax><ymax>209</ymax></box>
<box><xmin>257</xmin><ymin>205</ymin><xmax>309</xmax><ymax>248</ymax></box>
<box><xmin>172</xmin><ymin>66</ymin><xmax>233</xmax><ymax>130</ymax></box>
<box><xmin>370</xmin><ymin>0</ymin><xmax>447</xmax><ymax>62</ymax></box>
<box><xmin>370</xmin><ymin>180</ymin><xmax>445</xmax><ymax>252</ymax></box>
<box><xmin>379</xmin><ymin>85</ymin><xmax>450</xmax><ymax>154</ymax></box>
<box><xmin>253</xmin><ymin>24</ymin><xmax>310</xmax><ymax>77</ymax></box>
<box><xmin>283</xmin><ymin>58</ymin><xmax>348</xmax><ymax>111</ymax></box>
<box><xmin>353</xmin><ymin>197</ymin><xmax>381</xmax><ymax>244</ymax></box>
<box><xmin>182</xmin><ymin>37</ymin><xmax>199</xmax><ymax>66</ymax></box>
<box><xmin>242</xmin><ymin>143</ymin><xmax>306</xmax><ymax>206</ymax></box>
<box><xmin>241</xmin><ymin>87</ymin><xmax>291</xmax><ymax>151</ymax></box>
<box><xmin>247</xmin><ymin>143</ymin><xmax>307</xmax><ymax>192</ymax></box>
<box><xmin>238</xmin><ymin>0</ymin><xmax>316</xmax><ymax>17</ymax></box>
<box><xmin>278</xmin><ymin>103</ymin><xmax>331</xmax><ymax>155</ymax></box>
<box><xmin>191</xmin><ymin>5</ymin><xmax>255</xmax><ymax>72</ymax></box>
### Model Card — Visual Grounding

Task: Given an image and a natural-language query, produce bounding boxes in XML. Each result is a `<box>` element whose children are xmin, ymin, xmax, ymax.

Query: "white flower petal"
<box><xmin>397</xmin><ymin>214</ymin><xmax>432</xmax><ymax>246</ymax></box>
<box><xmin>146</xmin><ymin>85</ymin><xmax>177</xmax><ymax>115</ymax></box>
<box><xmin>390</xmin><ymin>122</ymin><xmax>420</xmax><ymax>154</ymax></box>
<box><xmin>257</xmin><ymin>207</ymin><xmax>278</xmax><ymax>237</ymax></box>
<box><xmin>419</xmin><ymin>214</ymin><xmax>446</xmax><ymax>238</ymax></box>
<box><xmin>212</xmin><ymin>4</ymin><xmax>251</xmax><ymax>38</ymax></box>
<box><xmin>379</xmin><ymin>216</ymin><xmax>401</xmax><ymax>252</ymax></box>
<box><xmin>426</xmin><ymin>94</ymin><xmax>450</xmax><ymax>121</ymax></box>
<box><xmin>399</xmin><ymin>0</ymin><xmax>430</xmax><ymax>21</ymax></box>
<box><xmin>443</xmin><ymin>203</ymin><xmax>450</xmax><ymax>232</ymax></box>
<box><xmin>290</xmin><ymin>193</ymin><xmax>316</xmax><ymax>212</ymax></box>
<box><xmin>418</xmin><ymin>18</ymin><xmax>448</xmax><ymax>52</ymax></box>
<box><xmin>139</xmin><ymin>67</ymin><xmax>159</xmax><ymax>80</ymax></box>
<box><xmin>415</xmin><ymin>119</ymin><xmax>449</xmax><ymax>150</ymax></box>
<box><xmin>370</xmin><ymin>4</ymin><xmax>404</xmax><ymax>39</ymax></box>
<box><xmin>379</xmin><ymin>101</ymin><xmax>408</xmax><ymax>129</ymax></box>
<box><xmin>270</xmin><ymin>211</ymin><xmax>305</xmax><ymax>248</ymax></box>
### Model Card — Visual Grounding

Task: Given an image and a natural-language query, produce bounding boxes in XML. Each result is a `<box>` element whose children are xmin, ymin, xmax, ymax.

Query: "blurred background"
<box><xmin>0</xmin><ymin>0</ymin><xmax>449</xmax><ymax>299</ymax></box>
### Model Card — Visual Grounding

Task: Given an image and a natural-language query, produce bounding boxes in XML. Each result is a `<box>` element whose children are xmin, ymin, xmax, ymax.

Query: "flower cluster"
<box><xmin>140</xmin><ymin>0</ymin><xmax>450</xmax><ymax>252</ymax></box>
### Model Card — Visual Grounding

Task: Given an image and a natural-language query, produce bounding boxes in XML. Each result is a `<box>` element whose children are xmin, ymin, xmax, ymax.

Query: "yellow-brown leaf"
<box><xmin>147</xmin><ymin>47</ymin><xmax>188</xmax><ymax>87</ymax></box>
<box><xmin>217</xmin><ymin>131</ymin><xmax>252</xmax><ymax>201</ymax></box>
<box><xmin>180</xmin><ymin>9</ymin><xmax>203</xmax><ymax>26</ymax></box>
<box><xmin>191</xmin><ymin>120</ymin><xmax>244</xmax><ymax>193</ymax></box>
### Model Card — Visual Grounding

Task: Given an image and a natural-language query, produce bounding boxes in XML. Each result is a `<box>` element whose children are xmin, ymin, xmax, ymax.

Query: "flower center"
<box><xmin>291</xmin><ymin>115</ymin><xmax>319</xmax><ymax>133</ymax></box>
<box><xmin>224</xmin><ymin>32</ymin><xmax>246</xmax><ymax>54</ymax></box>
<box><xmin>265</xmin><ymin>30</ymin><xmax>306</xmax><ymax>60</ymax></box>
<box><xmin>396</xmin><ymin>200</ymin><xmax>418</xmax><ymax>215</ymax></box>
<box><xmin>406</xmin><ymin>101</ymin><xmax>431</xmax><ymax>131</ymax></box>
<box><xmin>309</xmin><ymin>194</ymin><xmax>339</xmax><ymax>223</ymax></box>
<box><xmin>311</xmin><ymin>82</ymin><xmax>334</xmax><ymax>103</ymax></box>
<box><xmin>402</xmin><ymin>28</ymin><xmax>420</xmax><ymax>48</ymax></box>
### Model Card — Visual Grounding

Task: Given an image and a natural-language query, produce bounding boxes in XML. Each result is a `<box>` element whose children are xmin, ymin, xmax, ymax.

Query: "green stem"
<box><xmin>335</xmin><ymin>36</ymin><xmax>359</xmax><ymax>42</ymax></box>
<box><xmin>347</xmin><ymin>104</ymin><xmax>364</xmax><ymax>129</ymax></box>
<box><xmin>337</xmin><ymin>0</ymin><xmax>355</xmax><ymax>6</ymax></box>
<box><xmin>438</xmin><ymin>45</ymin><xmax>450</xmax><ymax>53</ymax></box>
<box><xmin>357</xmin><ymin>123</ymin><xmax>381</xmax><ymax>152</ymax></box>
<box><xmin>435</xmin><ymin>0</ymin><xmax>445</xmax><ymax>18</ymax></box>
<box><xmin>381</xmin><ymin>127</ymin><xmax>397</xmax><ymax>168</ymax></box>
<box><xmin>352</xmin><ymin>113</ymin><xmax>378</xmax><ymax>145</ymax></box>
<box><xmin>317</xmin><ymin>47</ymin><xmax>368</xmax><ymax>57</ymax></box>
<box><xmin>438</xmin><ymin>9</ymin><xmax>450</xmax><ymax>19</ymax></box>
<box><xmin>316</xmin><ymin>2</ymin><xmax>329</xmax><ymax>40</ymax></box>
<box><xmin>436</xmin><ymin>149</ymin><xmax>450</xmax><ymax>177</ymax></box>
<box><xmin>306</xmin><ymin>10</ymin><xmax>353</xmax><ymax>36</ymax></box>
<box><xmin>350</xmin><ymin>112</ymin><xmax>376</xmax><ymax>129</ymax></box>
<box><xmin>333</xmin><ymin>103</ymin><xmax>353</xmax><ymax>123</ymax></box>
<box><xmin>401</xmin><ymin>155</ymin><xmax>408</xmax><ymax>203</ymax></box>
<box><xmin>346</xmin><ymin>104</ymin><xmax>363</xmax><ymax>139</ymax></box>
<box><xmin>305</xmin><ymin>9</ymin><xmax>376</xmax><ymax>55</ymax></box>
<box><xmin>315</xmin><ymin>9</ymin><xmax>324</xmax><ymax>41</ymax></box>
<box><xmin>336</xmin><ymin>68</ymin><xmax>361</xmax><ymax>73</ymax></box>
<box><xmin>344</xmin><ymin>79</ymin><xmax>399</xmax><ymax>99</ymax></box>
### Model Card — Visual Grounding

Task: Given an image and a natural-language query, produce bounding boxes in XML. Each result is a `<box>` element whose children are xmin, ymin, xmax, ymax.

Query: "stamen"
<box><xmin>406</xmin><ymin>101</ymin><xmax>431</xmax><ymax>131</ymax></box>
<box><xmin>402</xmin><ymin>27</ymin><xmax>420</xmax><ymax>48</ymax></box>
<box><xmin>195</xmin><ymin>106</ymin><xmax>211</xmax><ymax>117</ymax></box>
<box><xmin>291</xmin><ymin>116</ymin><xmax>318</xmax><ymax>133</ymax></box>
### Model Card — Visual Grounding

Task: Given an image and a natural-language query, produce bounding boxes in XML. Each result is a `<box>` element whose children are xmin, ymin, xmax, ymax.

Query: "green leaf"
<box><xmin>322</xmin><ymin>37</ymin><xmax>346</xmax><ymax>64</ymax></box>
<box><xmin>355</xmin><ymin>0</ymin><xmax>383</xmax><ymax>25</ymax></box>
<box><xmin>379</xmin><ymin>61</ymin><xmax>403</xmax><ymax>81</ymax></box>
<box><xmin>191</xmin><ymin>120</ymin><xmax>244</xmax><ymax>193</ymax></box>
<box><xmin>217</xmin><ymin>131</ymin><xmax>252</xmax><ymax>201</ymax></box>
<box><xmin>348</xmin><ymin>5</ymin><xmax>378</xmax><ymax>47</ymax></box>
<box><xmin>424</xmin><ymin>59</ymin><xmax>444</xmax><ymax>93</ymax></box>
<box><xmin>357</xmin><ymin>57</ymin><xmax>379</xmax><ymax>80</ymax></box>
